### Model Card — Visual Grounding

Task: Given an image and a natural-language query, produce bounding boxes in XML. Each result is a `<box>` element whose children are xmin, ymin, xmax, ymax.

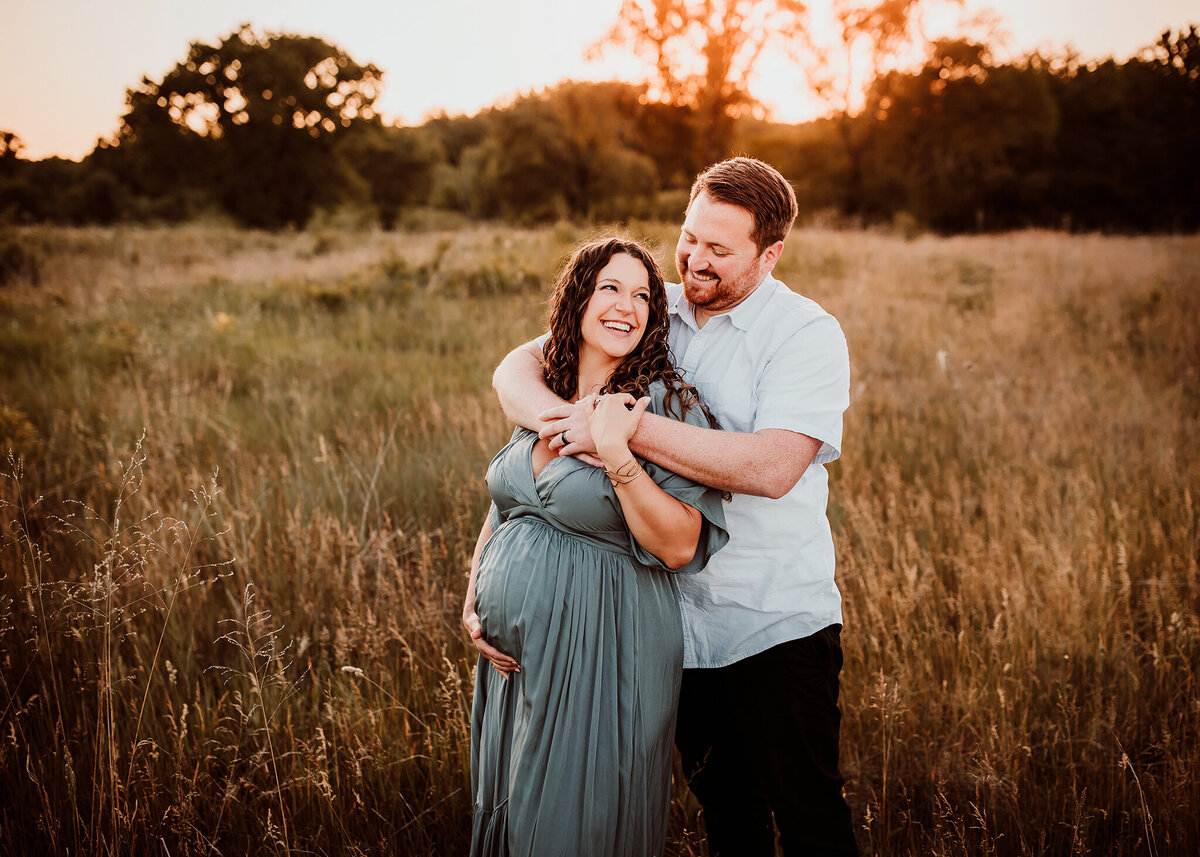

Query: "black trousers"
<box><xmin>676</xmin><ymin>625</ymin><xmax>858</xmax><ymax>857</ymax></box>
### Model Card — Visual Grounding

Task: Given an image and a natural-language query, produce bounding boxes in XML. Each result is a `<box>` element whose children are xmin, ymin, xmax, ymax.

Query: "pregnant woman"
<box><xmin>462</xmin><ymin>236</ymin><xmax>728</xmax><ymax>856</ymax></box>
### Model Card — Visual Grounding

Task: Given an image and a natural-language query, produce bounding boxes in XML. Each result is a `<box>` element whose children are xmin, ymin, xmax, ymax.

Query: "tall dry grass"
<box><xmin>1</xmin><ymin>222</ymin><xmax>1197</xmax><ymax>855</ymax></box>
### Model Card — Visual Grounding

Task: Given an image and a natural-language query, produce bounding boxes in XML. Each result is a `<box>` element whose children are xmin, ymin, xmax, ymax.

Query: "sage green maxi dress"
<box><xmin>470</xmin><ymin>382</ymin><xmax>728</xmax><ymax>857</ymax></box>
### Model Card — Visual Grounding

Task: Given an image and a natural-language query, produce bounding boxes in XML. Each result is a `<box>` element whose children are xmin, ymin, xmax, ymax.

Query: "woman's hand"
<box><xmin>462</xmin><ymin>514</ymin><xmax>519</xmax><ymax>678</ymax></box>
<box><xmin>588</xmin><ymin>392</ymin><xmax>702</xmax><ymax>569</ymax></box>
<box><xmin>589</xmin><ymin>393</ymin><xmax>651</xmax><ymax>464</ymax></box>
<box><xmin>462</xmin><ymin>604</ymin><xmax>520</xmax><ymax>678</ymax></box>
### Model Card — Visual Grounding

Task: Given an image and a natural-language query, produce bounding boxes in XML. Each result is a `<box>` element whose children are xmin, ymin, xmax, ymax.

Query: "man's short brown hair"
<box><xmin>689</xmin><ymin>157</ymin><xmax>799</xmax><ymax>254</ymax></box>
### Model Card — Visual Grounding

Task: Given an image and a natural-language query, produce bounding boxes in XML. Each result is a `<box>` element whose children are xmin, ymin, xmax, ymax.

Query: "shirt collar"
<box><xmin>670</xmin><ymin>272</ymin><xmax>779</xmax><ymax>333</ymax></box>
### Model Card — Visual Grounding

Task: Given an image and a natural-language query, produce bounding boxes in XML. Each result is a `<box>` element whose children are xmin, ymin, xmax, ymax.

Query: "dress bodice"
<box><xmin>482</xmin><ymin>380</ymin><xmax>728</xmax><ymax>575</ymax></box>
<box><xmin>486</xmin><ymin>429</ymin><xmax>632</xmax><ymax>550</ymax></box>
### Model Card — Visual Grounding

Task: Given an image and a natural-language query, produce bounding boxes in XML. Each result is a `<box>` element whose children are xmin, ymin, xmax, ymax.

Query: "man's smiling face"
<box><xmin>675</xmin><ymin>191</ymin><xmax>775</xmax><ymax>322</ymax></box>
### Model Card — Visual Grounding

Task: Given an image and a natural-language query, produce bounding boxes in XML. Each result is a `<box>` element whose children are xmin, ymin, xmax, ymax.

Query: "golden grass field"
<box><xmin>1</xmin><ymin>222</ymin><xmax>1197</xmax><ymax>855</ymax></box>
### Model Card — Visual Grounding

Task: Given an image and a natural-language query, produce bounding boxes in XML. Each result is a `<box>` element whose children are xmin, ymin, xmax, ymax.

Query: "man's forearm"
<box><xmin>492</xmin><ymin>341</ymin><xmax>564</xmax><ymax>430</ymax></box>
<box><xmin>629</xmin><ymin>414</ymin><xmax>821</xmax><ymax>499</ymax></box>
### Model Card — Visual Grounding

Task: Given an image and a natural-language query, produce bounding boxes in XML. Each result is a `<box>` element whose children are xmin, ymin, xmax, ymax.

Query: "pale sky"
<box><xmin>2</xmin><ymin>0</ymin><xmax>1195</xmax><ymax>161</ymax></box>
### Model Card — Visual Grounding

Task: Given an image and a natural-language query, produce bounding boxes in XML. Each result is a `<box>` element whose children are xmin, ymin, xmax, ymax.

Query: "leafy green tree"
<box><xmin>1141</xmin><ymin>26</ymin><xmax>1199</xmax><ymax>228</ymax></box>
<box><xmin>798</xmin><ymin>0</ymin><xmax>965</xmax><ymax>216</ymax></box>
<box><xmin>732</xmin><ymin>117</ymin><xmax>849</xmax><ymax>216</ymax></box>
<box><xmin>424</xmin><ymin>113</ymin><xmax>491</xmax><ymax>167</ymax></box>
<box><xmin>630</xmin><ymin>100</ymin><xmax>698</xmax><ymax>187</ymax></box>
<box><xmin>484</xmin><ymin>96</ymin><xmax>577</xmax><ymax>222</ymax></box>
<box><xmin>60</xmin><ymin>169</ymin><xmax>126</xmax><ymax>225</ymax></box>
<box><xmin>0</xmin><ymin>132</ymin><xmax>28</xmax><ymax>219</ymax></box>
<box><xmin>336</xmin><ymin>123</ymin><xmax>442</xmax><ymax>229</ymax></box>
<box><xmin>456</xmin><ymin>83</ymin><xmax>660</xmax><ymax>223</ymax></box>
<box><xmin>422</xmin><ymin>113</ymin><xmax>495</xmax><ymax>214</ymax></box>
<box><xmin>0</xmin><ymin>157</ymin><xmax>104</xmax><ymax>224</ymax></box>
<box><xmin>455</xmin><ymin>135</ymin><xmax>504</xmax><ymax>218</ymax></box>
<box><xmin>1046</xmin><ymin>59</ymin><xmax>1154</xmax><ymax>229</ymax></box>
<box><xmin>868</xmin><ymin>39</ymin><xmax>1059</xmax><ymax>229</ymax></box>
<box><xmin>541</xmin><ymin>82</ymin><xmax>659</xmax><ymax>217</ymax></box>
<box><xmin>114</xmin><ymin>25</ymin><xmax>382</xmax><ymax>228</ymax></box>
<box><xmin>1047</xmin><ymin>28</ymin><xmax>1198</xmax><ymax>231</ymax></box>
<box><xmin>0</xmin><ymin>132</ymin><xmax>23</xmax><ymax>174</ymax></box>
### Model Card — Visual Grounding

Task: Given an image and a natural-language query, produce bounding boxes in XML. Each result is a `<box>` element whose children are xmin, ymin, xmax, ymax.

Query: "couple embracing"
<box><xmin>462</xmin><ymin>157</ymin><xmax>858</xmax><ymax>857</ymax></box>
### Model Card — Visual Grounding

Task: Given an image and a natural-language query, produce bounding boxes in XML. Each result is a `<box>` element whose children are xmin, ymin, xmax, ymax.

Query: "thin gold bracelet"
<box><xmin>604</xmin><ymin>457</ymin><xmax>643</xmax><ymax>486</ymax></box>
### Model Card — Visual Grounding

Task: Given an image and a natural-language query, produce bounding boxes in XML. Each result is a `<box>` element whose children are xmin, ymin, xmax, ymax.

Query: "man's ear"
<box><xmin>760</xmin><ymin>239</ymin><xmax>785</xmax><ymax>272</ymax></box>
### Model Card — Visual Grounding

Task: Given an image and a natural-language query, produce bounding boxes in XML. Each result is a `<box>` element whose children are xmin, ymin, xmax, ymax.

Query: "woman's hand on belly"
<box><xmin>464</xmin><ymin>607</ymin><xmax>521</xmax><ymax>677</ymax></box>
<box><xmin>463</xmin><ymin>512</ymin><xmax>520</xmax><ymax>678</ymax></box>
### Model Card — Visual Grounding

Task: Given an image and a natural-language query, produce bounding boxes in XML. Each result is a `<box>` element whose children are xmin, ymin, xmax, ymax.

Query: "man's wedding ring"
<box><xmin>559</xmin><ymin>431</ymin><xmax>569</xmax><ymax>447</ymax></box>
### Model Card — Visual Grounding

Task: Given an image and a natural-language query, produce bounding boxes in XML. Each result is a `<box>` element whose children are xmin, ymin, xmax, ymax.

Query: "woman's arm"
<box><xmin>462</xmin><ymin>514</ymin><xmax>520</xmax><ymax>676</ymax></box>
<box><xmin>590</xmin><ymin>394</ymin><xmax>702</xmax><ymax>570</ymax></box>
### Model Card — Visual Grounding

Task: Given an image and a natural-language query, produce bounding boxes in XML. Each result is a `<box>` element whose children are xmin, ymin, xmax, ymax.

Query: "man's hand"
<box><xmin>540</xmin><ymin>395</ymin><xmax>603</xmax><ymax>465</ymax></box>
<box><xmin>462</xmin><ymin>606</ymin><xmax>520</xmax><ymax>678</ymax></box>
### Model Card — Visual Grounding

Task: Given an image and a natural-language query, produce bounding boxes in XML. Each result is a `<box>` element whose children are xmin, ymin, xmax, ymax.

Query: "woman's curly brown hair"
<box><xmin>542</xmin><ymin>236</ymin><xmax>715</xmax><ymax>427</ymax></box>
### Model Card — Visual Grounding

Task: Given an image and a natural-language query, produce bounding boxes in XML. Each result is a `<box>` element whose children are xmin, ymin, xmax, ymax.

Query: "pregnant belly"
<box><xmin>473</xmin><ymin>518</ymin><xmax>657</xmax><ymax>666</ymax></box>
<box><xmin>474</xmin><ymin>520</ymin><xmax>569</xmax><ymax>662</ymax></box>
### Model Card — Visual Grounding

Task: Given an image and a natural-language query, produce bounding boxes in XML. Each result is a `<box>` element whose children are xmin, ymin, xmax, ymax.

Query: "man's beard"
<box><xmin>679</xmin><ymin>258</ymin><xmax>761</xmax><ymax>312</ymax></box>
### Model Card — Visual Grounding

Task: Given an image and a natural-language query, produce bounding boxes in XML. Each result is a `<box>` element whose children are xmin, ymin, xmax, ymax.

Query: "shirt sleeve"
<box><xmin>625</xmin><ymin>382</ymin><xmax>729</xmax><ymax>574</ymax></box>
<box><xmin>752</xmin><ymin>312</ymin><xmax>850</xmax><ymax>465</ymax></box>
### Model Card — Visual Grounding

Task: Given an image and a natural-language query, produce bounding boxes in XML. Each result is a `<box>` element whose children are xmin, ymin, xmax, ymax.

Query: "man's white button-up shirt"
<box><xmin>666</xmin><ymin>274</ymin><xmax>851</xmax><ymax>669</ymax></box>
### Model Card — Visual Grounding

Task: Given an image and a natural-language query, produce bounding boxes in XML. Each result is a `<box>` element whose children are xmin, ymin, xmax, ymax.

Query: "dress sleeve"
<box><xmin>487</xmin><ymin>501</ymin><xmax>505</xmax><ymax>532</ymax></box>
<box><xmin>625</xmin><ymin>382</ymin><xmax>729</xmax><ymax>574</ymax></box>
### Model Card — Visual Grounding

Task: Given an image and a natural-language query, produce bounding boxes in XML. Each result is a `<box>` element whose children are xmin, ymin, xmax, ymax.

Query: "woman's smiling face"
<box><xmin>578</xmin><ymin>252</ymin><xmax>652</xmax><ymax>365</ymax></box>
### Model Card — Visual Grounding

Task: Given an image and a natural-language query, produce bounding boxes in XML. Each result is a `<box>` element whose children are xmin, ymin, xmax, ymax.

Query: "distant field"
<box><xmin>1</xmin><ymin>223</ymin><xmax>1197</xmax><ymax>855</ymax></box>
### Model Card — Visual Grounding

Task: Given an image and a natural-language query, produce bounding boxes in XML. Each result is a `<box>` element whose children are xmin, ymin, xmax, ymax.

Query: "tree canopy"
<box><xmin>113</xmin><ymin>25</ymin><xmax>383</xmax><ymax>227</ymax></box>
<box><xmin>1</xmin><ymin>22</ymin><xmax>1196</xmax><ymax>233</ymax></box>
<box><xmin>594</xmin><ymin>0</ymin><xmax>808</xmax><ymax>169</ymax></box>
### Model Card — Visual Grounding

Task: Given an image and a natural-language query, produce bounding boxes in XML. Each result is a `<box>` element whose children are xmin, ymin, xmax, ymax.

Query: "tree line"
<box><xmin>1</xmin><ymin>21</ymin><xmax>1196</xmax><ymax>233</ymax></box>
